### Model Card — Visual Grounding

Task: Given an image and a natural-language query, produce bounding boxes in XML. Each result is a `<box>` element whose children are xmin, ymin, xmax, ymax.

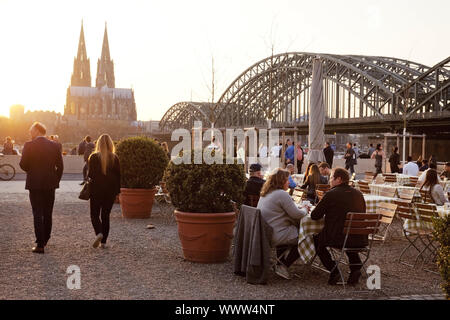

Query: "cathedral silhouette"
<box><xmin>64</xmin><ymin>22</ymin><xmax>137</xmax><ymax>124</ymax></box>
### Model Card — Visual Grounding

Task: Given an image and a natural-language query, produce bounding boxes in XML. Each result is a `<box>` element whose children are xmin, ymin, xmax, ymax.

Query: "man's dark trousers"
<box><xmin>29</xmin><ymin>189</ymin><xmax>55</xmax><ymax>247</ymax></box>
<box><xmin>313</xmin><ymin>234</ymin><xmax>362</xmax><ymax>272</ymax></box>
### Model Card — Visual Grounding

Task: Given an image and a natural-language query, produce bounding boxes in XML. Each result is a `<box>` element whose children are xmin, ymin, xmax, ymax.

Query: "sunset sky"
<box><xmin>0</xmin><ymin>0</ymin><xmax>449</xmax><ymax>121</ymax></box>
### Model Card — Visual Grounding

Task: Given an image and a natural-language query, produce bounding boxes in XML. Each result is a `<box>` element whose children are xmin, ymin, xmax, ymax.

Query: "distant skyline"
<box><xmin>0</xmin><ymin>0</ymin><xmax>449</xmax><ymax>120</ymax></box>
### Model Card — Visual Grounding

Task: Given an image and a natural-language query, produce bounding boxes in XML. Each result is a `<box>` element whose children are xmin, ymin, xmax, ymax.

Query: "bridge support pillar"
<box><xmin>409</xmin><ymin>135</ymin><xmax>413</xmax><ymax>158</ymax></box>
<box><xmin>422</xmin><ymin>134</ymin><xmax>426</xmax><ymax>160</ymax></box>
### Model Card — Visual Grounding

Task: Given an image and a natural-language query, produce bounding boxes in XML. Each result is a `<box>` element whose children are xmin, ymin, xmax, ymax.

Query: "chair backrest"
<box><xmin>358</xmin><ymin>180</ymin><xmax>371</xmax><ymax>194</ymax></box>
<box><xmin>364</xmin><ymin>172</ymin><xmax>375</xmax><ymax>182</ymax></box>
<box><xmin>292</xmin><ymin>189</ymin><xmax>305</xmax><ymax>204</ymax></box>
<box><xmin>394</xmin><ymin>200</ymin><xmax>416</xmax><ymax>220</ymax></box>
<box><xmin>383</xmin><ymin>174</ymin><xmax>397</xmax><ymax>183</ymax></box>
<box><xmin>316</xmin><ymin>184</ymin><xmax>330</xmax><ymax>192</ymax></box>
<box><xmin>415</xmin><ymin>203</ymin><xmax>437</xmax><ymax>224</ymax></box>
<box><xmin>376</xmin><ymin>202</ymin><xmax>397</xmax><ymax>225</ymax></box>
<box><xmin>247</xmin><ymin>194</ymin><xmax>260</xmax><ymax>207</ymax></box>
<box><xmin>343</xmin><ymin>212</ymin><xmax>381</xmax><ymax>236</ymax></box>
<box><xmin>374</xmin><ymin>175</ymin><xmax>385</xmax><ymax>184</ymax></box>
<box><xmin>379</xmin><ymin>187</ymin><xmax>396</xmax><ymax>198</ymax></box>
<box><xmin>409</xmin><ymin>176</ymin><xmax>419</xmax><ymax>185</ymax></box>
<box><xmin>419</xmin><ymin>189</ymin><xmax>435</xmax><ymax>204</ymax></box>
<box><xmin>316</xmin><ymin>190</ymin><xmax>325</xmax><ymax>202</ymax></box>
<box><xmin>398</xmin><ymin>188</ymin><xmax>415</xmax><ymax>202</ymax></box>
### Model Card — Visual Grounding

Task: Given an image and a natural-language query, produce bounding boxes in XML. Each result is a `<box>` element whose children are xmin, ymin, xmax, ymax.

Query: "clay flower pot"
<box><xmin>119</xmin><ymin>187</ymin><xmax>156</xmax><ymax>219</ymax></box>
<box><xmin>175</xmin><ymin>210</ymin><xmax>236</xmax><ymax>263</ymax></box>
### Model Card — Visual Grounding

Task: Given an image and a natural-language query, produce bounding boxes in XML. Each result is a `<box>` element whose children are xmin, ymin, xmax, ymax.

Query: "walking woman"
<box><xmin>88</xmin><ymin>134</ymin><xmax>121</xmax><ymax>248</ymax></box>
<box><xmin>389</xmin><ymin>146</ymin><xmax>401</xmax><ymax>173</ymax></box>
<box><xmin>371</xmin><ymin>144</ymin><xmax>385</xmax><ymax>175</ymax></box>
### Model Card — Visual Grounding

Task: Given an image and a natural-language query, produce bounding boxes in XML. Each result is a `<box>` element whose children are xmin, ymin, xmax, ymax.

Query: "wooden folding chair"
<box><xmin>369</xmin><ymin>203</ymin><xmax>397</xmax><ymax>243</ymax></box>
<box><xmin>398</xmin><ymin>188</ymin><xmax>415</xmax><ymax>203</ymax></box>
<box><xmin>292</xmin><ymin>189</ymin><xmax>306</xmax><ymax>204</ymax></box>
<box><xmin>374</xmin><ymin>175</ymin><xmax>385</xmax><ymax>184</ymax></box>
<box><xmin>419</xmin><ymin>189</ymin><xmax>435</xmax><ymax>204</ymax></box>
<box><xmin>316</xmin><ymin>190</ymin><xmax>325</xmax><ymax>202</ymax></box>
<box><xmin>358</xmin><ymin>180</ymin><xmax>371</xmax><ymax>195</ymax></box>
<box><xmin>329</xmin><ymin>212</ymin><xmax>381</xmax><ymax>288</ymax></box>
<box><xmin>316</xmin><ymin>184</ymin><xmax>331</xmax><ymax>192</ymax></box>
<box><xmin>394</xmin><ymin>200</ymin><xmax>426</xmax><ymax>267</ymax></box>
<box><xmin>383</xmin><ymin>174</ymin><xmax>397</xmax><ymax>184</ymax></box>
<box><xmin>379</xmin><ymin>187</ymin><xmax>396</xmax><ymax>198</ymax></box>
<box><xmin>405</xmin><ymin>176</ymin><xmax>419</xmax><ymax>187</ymax></box>
<box><xmin>364</xmin><ymin>172</ymin><xmax>375</xmax><ymax>183</ymax></box>
<box><xmin>414</xmin><ymin>203</ymin><xmax>439</xmax><ymax>273</ymax></box>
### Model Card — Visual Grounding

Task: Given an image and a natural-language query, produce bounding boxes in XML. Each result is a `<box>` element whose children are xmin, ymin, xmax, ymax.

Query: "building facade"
<box><xmin>64</xmin><ymin>23</ymin><xmax>137</xmax><ymax>125</ymax></box>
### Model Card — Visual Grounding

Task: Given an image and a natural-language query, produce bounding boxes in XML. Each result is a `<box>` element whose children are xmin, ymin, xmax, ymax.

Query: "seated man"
<box><xmin>419</xmin><ymin>159</ymin><xmax>429</xmax><ymax>172</ymax></box>
<box><xmin>243</xmin><ymin>163</ymin><xmax>265</xmax><ymax>206</ymax></box>
<box><xmin>286</xmin><ymin>164</ymin><xmax>297</xmax><ymax>190</ymax></box>
<box><xmin>318</xmin><ymin>162</ymin><xmax>331</xmax><ymax>184</ymax></box>
<box><xmin>403</xmin><ymin>156</ymin><xmax>419</xmax><ymax>176</ymax></box>
<box><xmin>440</xmin><ymin>162</ymin><xmax>450</xmax><ymax>180</ymax></box>
<box><xmin>310</xmin><ymin>168</ymin><xmax>367</xmax><ymax>285</ymax></box>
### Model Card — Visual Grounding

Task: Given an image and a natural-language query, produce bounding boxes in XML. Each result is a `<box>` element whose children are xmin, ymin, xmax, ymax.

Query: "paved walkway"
<box><xmin>0</xmin><ymin>180</ymin><xmax>83</xmax><ymax>194</ymax></box>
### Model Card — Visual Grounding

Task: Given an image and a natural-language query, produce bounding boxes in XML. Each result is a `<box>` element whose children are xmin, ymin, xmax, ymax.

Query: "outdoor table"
<box><xmin>363</xmin><ymin>194</ymin><xmax>397</xmax><ymax>213</ymax></box>
<box><xmin>297</xmin><ymin>212</ymin><xmax>323</xmax><ymax>264</ymax></box>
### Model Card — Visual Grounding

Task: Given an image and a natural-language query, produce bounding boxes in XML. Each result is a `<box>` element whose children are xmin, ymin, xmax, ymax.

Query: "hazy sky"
<box><xmin>0</xmin><ymin>0</ymin><xmax>449</xmax><ymax>120</ymax></box>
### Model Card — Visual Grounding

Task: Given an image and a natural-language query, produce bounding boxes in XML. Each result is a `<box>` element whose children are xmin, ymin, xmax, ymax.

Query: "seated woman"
<box><xmin>420</xmin><ymin>169</ymin><xmax>449</xmax><ymax>206</ymax></box>
<box><xmin>257</xmin><ymin>168</ymin><xmax>308</xmax><ymax>280</ymax></box>
<box><xmin>301</xmin><ymin>164</ymin><xmax>328</xmax><ymax>203</ymax></box>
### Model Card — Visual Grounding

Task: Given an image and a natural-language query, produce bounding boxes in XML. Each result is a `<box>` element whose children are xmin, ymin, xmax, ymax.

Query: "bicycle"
<box><xmin>0</xmin><ymin>155</ymin><xmax>16</xmax><ymax>181</ymax></box>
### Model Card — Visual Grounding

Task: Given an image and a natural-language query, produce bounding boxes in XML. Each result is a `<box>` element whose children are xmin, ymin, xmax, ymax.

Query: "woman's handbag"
<box><xmin>79</xmin><ymin>179</ymin><xmax>91</xmax><ymax>200</ymax></box>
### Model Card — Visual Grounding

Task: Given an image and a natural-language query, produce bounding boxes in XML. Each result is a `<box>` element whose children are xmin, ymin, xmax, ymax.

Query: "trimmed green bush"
<box><xmin>433</xmin><ymin>215</ymin><xmax>450</xmax><ymax>298</ymax></box>
<box><xmin>163</xmin><ymin>151</ymin><xmax>246</xmax><ymax>213</ymax></box>
<box><xmin>116</xmin><ymin>136</ymin><xmax>169</xmax><ymax>189</ymax></box>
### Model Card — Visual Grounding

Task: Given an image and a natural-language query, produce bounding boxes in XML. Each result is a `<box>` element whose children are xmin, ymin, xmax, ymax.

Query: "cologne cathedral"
<box><xmin>64</xmin><ymin>23</ymin><xmax>137</xmax><ymax>124</ymax></box>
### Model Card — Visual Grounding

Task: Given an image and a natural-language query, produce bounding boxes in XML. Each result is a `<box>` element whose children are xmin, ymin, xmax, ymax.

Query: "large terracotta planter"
<box><xmin>120</xmin><ymin>188</ymin><xmax>156</xmax><ymax>219</ymax></box>
<box><xmin>175</xmin><ymin>210</ymin><xmax>236</xmax><ymax>263</ymax></box>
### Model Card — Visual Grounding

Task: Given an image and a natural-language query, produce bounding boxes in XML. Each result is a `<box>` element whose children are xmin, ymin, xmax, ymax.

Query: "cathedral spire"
<box><xmin>71</xmin><ymin>20</ymin><xmax>91</xmax><ymax>87</ymax></box>
<box><xmin>96</xmin><ymin>22</ymin><xmax>115</xmax><ymax>88</ymax></box>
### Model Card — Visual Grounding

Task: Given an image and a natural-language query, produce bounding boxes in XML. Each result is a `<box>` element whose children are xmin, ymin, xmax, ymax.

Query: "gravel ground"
<box><xmin>0</xmin><ymin>192</ymin><xmax>444</xmax><ymax>300</ymax></box>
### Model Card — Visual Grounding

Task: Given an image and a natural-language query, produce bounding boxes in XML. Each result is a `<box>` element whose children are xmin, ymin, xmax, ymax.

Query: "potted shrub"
<box><xmin>116</xmin><ymin>136</ymin><xmax>169</xmax><ymax>218</ymax></box>
<box><xmin>433</xmin><ymin>215</ymin><xmax>450</xmax><ymax>298</ymax></box>
<box><xmin>163</xmin><ymin>151</ymin><xmax>245</xmax><ymax>263</ymax></box>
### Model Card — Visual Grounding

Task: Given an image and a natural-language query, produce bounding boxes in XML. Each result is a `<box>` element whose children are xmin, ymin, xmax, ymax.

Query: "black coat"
<box><xmin>311</xmin><ymin>184</ymin><xmax>367</xmax><ymax>248</ymax></box>
<box><xmin>389</xmin><ymin>153</ymin><xmax>400</xmax><ymax>173</ymax></box>
<box><xmin>323</xmin><ymin>146</ymin><xmax>334</xmax><ymax>168</ymax></box>
<box><xmin>243</xmin><ymin>176</ymin><xmax>265</xmax><ymax>205</ymax></box>
<box><xmin>345</xmin><ymin>148</ymin><xmax>357</xmax><ymax>166</ymax></box>
<box><xmin>87</xmin><ymin>152</ymin><xmax>121</xmax><ymax>198</ymax></box>
<box><xmin>19</xmin><ymin>136</ymin><xmax>64</xmax><ymax>190</ymax></box>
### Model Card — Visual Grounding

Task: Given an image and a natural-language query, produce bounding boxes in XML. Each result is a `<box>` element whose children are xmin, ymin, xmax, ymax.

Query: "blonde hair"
<box><xmin>260</xmin><ymin>168</ymin><xmax>290</xmax><ymax>197</ymax></box>
<box><xmin>93</xmin><ymin>134</ymin><xmax>115</xmax><ymax>175</ymax></box>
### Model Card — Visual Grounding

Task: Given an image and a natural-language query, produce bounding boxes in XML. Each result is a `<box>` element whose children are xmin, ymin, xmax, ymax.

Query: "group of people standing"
<box><xmin>20</xmin><ymin>122</ymin><xmax>121</xmax><ymax>253</ymax></box>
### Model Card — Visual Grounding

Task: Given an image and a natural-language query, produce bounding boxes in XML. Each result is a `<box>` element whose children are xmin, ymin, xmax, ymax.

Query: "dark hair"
<box><xmin>31</xmin><ymin>122</ymin><xmax>46</xmax><ymax>135</ymax></box>
<box><xmin>305</xmin><ymin>162</ymin><xmax>316</xmax><ymax>177</ymax></box>
<box><xmin>422</xmin><ymin>159</ymin><xmax>428</xmax><ymax>164</ymax></box>
<box><xmin>332</xmin><ymin>168</ymin><xmax>350</xmax><ymax>185</ymax></box>
<box><xmin>319</xmin><ymin>162</ymin><xmax>330</xmax><ymax>169</ymax></box>
<box><xmin>326</xmin><ymin>142</ymin><xmax>330</xmax><ymax>146</ymax></box>
<box><xmin>85</xmin><ymin>136</ymin><xmax>91</xmax><ymax>143</ymax></box>
<box><xmin>430</xmin><ymin>163</ymin><xmax>437</xmax><ymax>170</ymax></box>
<box><xmin>305</xmin><ymin>164</ymin><xmax>321</xmax><ymax>187</ymax></box>
<box><xmin>376</xmin><ymin>144</ymin><xmax>382</xmax><ymax>150</ymax></box>
<box><xmin>446</xmin><ymin>162</ymin><xmax>450</xmax><ymax>167</ymax></box>
<box><xmin>407</xmin><ymin>156</ymin><xmax>413</xmax><ymax>162</ymax></box>
<box><xmin>370</xmin><ymin>144</ymin><xmax>373</xmax><ymax>147</ymax></box>
<box><xmin>422</xmin><ymin>169</ymin><xmax>439</xmax><ymax>190</ymax></box>
<box><xmin>393</xmin><ymin>146</ymin><xmax>398</xmax><ymax>153</ymax></box>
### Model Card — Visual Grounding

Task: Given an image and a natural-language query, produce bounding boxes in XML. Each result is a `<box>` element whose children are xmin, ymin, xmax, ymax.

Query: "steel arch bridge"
<box><xmin>160</xmin><ymin>52</ymin><xmax>450</xmax><ymax>132</ymax></box>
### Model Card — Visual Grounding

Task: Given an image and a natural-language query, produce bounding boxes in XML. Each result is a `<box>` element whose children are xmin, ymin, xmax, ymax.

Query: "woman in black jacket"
<box><xmin>88</xmin><ymin>134</ymin><xmax>121</xmax><ymax>248</ymax></box>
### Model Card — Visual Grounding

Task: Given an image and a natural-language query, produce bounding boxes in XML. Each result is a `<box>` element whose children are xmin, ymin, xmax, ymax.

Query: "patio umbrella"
<box><xmin>307</xmin><ymin>58</ymin><xmax>326</xmax><ymax>164</ymax></box>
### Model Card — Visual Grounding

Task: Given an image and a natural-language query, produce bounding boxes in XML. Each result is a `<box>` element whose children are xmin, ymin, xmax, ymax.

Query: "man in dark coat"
<box><xmin>19</xmin><ymin>122</ymin><xmax>63</xmax><ymax>254</ymax></box>
<box><xmin>311</xmin><ymin>168</ymin><xmax>367</xmax><ymax>285</ymax></box>
<box><xmin>243</xmin><ymin>163</ymin><xmax>265</xmax><ymax>206</ymax></box>
<box><xmin>344</xmin><ymin>142</ymin><xmax>357</xmax><ymax>175</ymax></box>
<box><xmin>323</xmin><ymin>142</ymin><xmax>334</xmax><ymax>169</ymax></box>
